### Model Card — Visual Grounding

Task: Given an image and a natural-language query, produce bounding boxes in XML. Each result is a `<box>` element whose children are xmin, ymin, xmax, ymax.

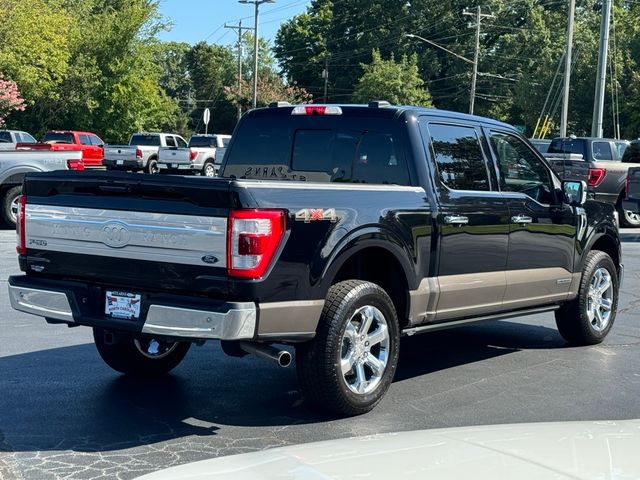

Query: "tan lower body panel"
<box><xmin>257</xmin><ymin>300</ymin><xmax>325</xmax><ymax>338</ymax></box>
<box><xmin>409</xmin><ymin>268</ymin><xmax>578</xmax><ymax>325</ymax></box>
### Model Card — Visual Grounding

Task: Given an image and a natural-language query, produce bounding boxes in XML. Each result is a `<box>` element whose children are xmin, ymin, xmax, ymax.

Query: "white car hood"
<box><xmin>137</xmin><ymin>420</ymin><xmax>640</xmax><ymax>480</ymax></box>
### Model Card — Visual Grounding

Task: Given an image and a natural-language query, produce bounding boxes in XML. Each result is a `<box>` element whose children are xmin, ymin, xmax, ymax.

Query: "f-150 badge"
<box><xmin>295</xmin><ymin>208</ymin><xmax>338</xmax><ymax>223</ymax></box>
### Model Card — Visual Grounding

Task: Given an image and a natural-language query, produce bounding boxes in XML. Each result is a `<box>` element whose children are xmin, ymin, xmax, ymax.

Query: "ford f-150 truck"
<box><xmin>104</xmin><ymin>133</ymin><xmax>188</xmax><ymax>174</ymax></box>
<box><xmin>17</xmin><ymin>130</ymin><xmax>104</xmax><ymax>167</ymax></box>
<box><xmin>545</xmin><ymin>137</ymin><xmax>640</xmax><ymax>227</ymax></box>
<box><xmin>8</xmin><ymin>103</ymin><xmax>622</xmax><ymax>416</ymax></box>
<box><xmin>0</xmin><ymin>129</ymin><xmax>37</xmax><ymax>150</ymax></box>
<box><xmin>158</xmin><ymin>134</ymin><xmax>231</xmax><ymax>176</ymax></box>
<box><xmin>0</xmin><ymin>149</ymin><xmax>83</xmax><ymax>226</ymax></box>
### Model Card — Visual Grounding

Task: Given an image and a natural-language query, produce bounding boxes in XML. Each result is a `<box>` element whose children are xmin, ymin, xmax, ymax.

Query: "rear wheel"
<box><xmin>618</xmin><ymin>203</ymin><xmax>640</xmax><ymax>227</ymax></box>
<box><xmin>93</xmin><ymin>328</ymin><xmax>190</xmax><ymax>376</ymax></box>
<box><xmin>1</xmin><ymin>185</ymin><xmax>21</xmax><ymax>227</ymax></box>
<box><xmin>555</xmin><ymin>251</ymin><xmax>619</xmax><ymax>345</ymax></box>
<box><xmin>147</xmin><ymin>158</ymin><xmax>159</xmax><ymax>174</ymax></box>
<box><xmin>202</xmin><ymin>161</ymin><xmax>216</xmax><ymax>177</ymax></box>
<box><xmin>296</xmin><ymin>280</ymin><xmax>400</xmax><ymax>416</ymax></box>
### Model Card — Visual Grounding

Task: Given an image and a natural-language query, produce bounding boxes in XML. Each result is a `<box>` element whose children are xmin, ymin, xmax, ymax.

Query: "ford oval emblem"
<box><xmin>201</xmin><ymin>255</ymin><xmax>219</xmax><ymax>265</ymax></box>
<box><xmin>101</xmin><ymin>222</ymin><xmax>130</xmax><ymax>248</ymax></box>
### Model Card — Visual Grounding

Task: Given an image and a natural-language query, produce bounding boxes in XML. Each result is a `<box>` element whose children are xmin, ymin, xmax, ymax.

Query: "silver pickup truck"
<box><xmin>0</xmin><ymin>129</ymin><xmax>37</xmax><ymax>150</ymax></box>
<box><xmin>104</xmin><ymin>133</ymin><xmax>188</xmax><ymax>174</ymax></box>
<box><xmin>544</xmin><ymin>137</ymin><xmax>640</xmax><ymax>227</ymax></box>
<box><xmin>0</xmin><ymin>149</ymin><xmax>83</xmax><ymax>226</ymax></box>
<box><xmin>158</xmin><ymin>134</ymin><xmax>231</xmax><ymax>177</ymax></box>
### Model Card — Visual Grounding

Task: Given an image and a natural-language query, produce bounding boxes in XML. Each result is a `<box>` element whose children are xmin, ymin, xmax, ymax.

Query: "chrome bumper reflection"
<box><xmin>7</xmin><ymin>284</ymin><xmax>256</xmax><ymax>340</ymax></box>
<box><xmin>8</xmin><ymin>285</ymin><xmax>74</xmax><ymax>322</ymax></box>
<box><xmin>142</xmin><ymin>304</ymin><xmax>256</xmax><ymax>340</ymax></box>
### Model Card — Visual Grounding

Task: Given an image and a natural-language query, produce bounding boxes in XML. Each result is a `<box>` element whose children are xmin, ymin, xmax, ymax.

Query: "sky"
<box><xmin>157</xmin><ymin>0</ymin><xmax>311</xmax><ymax>47</ymax></box>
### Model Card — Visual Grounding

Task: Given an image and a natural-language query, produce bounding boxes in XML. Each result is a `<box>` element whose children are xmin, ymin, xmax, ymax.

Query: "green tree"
<box><xmin>352</xmin><ymin>50</ymin><xmax>432</xmax><ymax>106</ymax></box>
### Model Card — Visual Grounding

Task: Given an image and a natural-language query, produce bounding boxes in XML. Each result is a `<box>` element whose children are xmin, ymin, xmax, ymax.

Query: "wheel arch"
<box><xmin>584</xmin><ymin>231</ymin><xmax>621</xmax><ymax>275</ymax></box>
<box><xmin>321</xmin><ymin>231</ymin><xmax>416</xmax><ymax>328</ymax></box>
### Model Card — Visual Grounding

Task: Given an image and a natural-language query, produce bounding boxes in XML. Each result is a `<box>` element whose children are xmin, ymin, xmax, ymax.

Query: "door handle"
<box><xmin>444</xmin><ymin>215</ymin><xmax>469</xmax><ymax>225</ymax></box>
<box><xmin>511</xmin><ymin>215</ymin><xmax>533</xmax><ymax>224</ymax></box>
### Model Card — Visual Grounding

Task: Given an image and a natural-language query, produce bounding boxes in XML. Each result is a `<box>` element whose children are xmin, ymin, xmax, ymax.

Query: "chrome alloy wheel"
<box><xmin>624</xmin><ymin>209</ymin><xmax>640</xmax><ymax>225</ymax></box>
<box><xmin>134</xmin><ymin>338</ymin><xmax>179</xmax><ymax>359</ymax></box>
<box><xmin>340</xmin><ymin>305</ymin><xmax>390</xmax><ymax>395</ymax></box>
<box><xmin>203</xmin><ymin>163</ymin><xmax>216</xmax><ymax>177</ymax></box>
<box><xmin>587</xmin><ymin>267</ymin><xmax>614</xmax><ymax>332</ymax></box>
<box><xmin>9</xmin><ymin>196</ymin><xmax>19</xmax><ymax>223</ymax></box>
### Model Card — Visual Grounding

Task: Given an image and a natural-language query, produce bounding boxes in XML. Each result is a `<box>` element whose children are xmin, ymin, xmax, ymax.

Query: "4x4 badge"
<box><xmin>295</xmin><ymin>208</ymin><xmax>338</xmax><ymax>223</ymax></box>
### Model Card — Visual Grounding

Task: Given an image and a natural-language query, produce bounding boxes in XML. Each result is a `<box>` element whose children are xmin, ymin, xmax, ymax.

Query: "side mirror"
<box><xmin>563</xmin><ymin>180</ymin><xmax>587</xmax><ymax>206</ymax></box>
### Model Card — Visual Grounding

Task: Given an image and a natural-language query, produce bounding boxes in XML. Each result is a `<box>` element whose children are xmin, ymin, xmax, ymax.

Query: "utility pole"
<box><xmin>560</xmin><ymin>0</ymin><xmax>575</xmax><ymax>137</ymax></box>
<box><xmin>322</xmin><ymin>57</ymin><xmax>329</xmax><ymax>103</ymax></box>
<box><xmin>591</xmin><ymin>0</ymin><xmax>612</xmax><ymax>138</ymax></box>
<box><xmin>225</xmin><ymin>20</ymin><xmax>255</xmax><ymax>121</ymax></box>
<box><xmin>463</xmin><ymin>6</ymin><xmax>493</xmax><ymax>115</ymax></box>
<box><xmin>239</xmin><ymin>0</ymin><xmax>274</xmax><ymax>110</ymax></box>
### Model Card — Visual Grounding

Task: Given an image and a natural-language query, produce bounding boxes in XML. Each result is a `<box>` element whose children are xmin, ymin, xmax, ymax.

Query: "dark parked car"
<box><xmin>9</xmin><ymin>103</ymin><xmax>622</xmax><ymax>416</ymax></box>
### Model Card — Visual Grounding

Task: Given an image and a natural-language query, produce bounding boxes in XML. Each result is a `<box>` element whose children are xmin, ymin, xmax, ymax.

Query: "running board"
<box><xmin>401</xmin><ymin>305</ymin><xmax>560</xmax><ymax>337</ymax></box>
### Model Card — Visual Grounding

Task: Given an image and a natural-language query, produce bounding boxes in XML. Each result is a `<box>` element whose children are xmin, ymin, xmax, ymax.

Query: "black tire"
<box><xmin>1</xmin><ymin>185</ymin><xmax>21</xmax><ymax>228</ymax></box>
<box><xmin>296</xmin><ymin>280</ymin><xmax>400</xmax><ymax>416</ymax></box>
<box><xmin>147</xmin><ymin>157</ymin><xmax>159</xmax><ymax>174</ymax></box>
<box><xmin>93</xmin><ymin>328</ymin><xmax>190</xmax><ymax>376</ymax></box>
<box><xmin>617</xmin><ymin>203</ymin><xmax>640</xmax><ymax>228</ymax></box>
<box><xmin>555</xmin><ymin>250</ymin><xmax>619</xmax><ymax>345</ymax></box>
<box><xmin>202</xmin><ymin>161</ymin><xmax>216</xmax><ymax>177</ymax></box>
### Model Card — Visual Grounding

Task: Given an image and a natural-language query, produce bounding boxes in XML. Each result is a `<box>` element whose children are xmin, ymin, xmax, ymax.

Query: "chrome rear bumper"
<box><xmin>8</xmin><ymin>284</ymin><xmax>256</xmax><ymax>341</ymax></box>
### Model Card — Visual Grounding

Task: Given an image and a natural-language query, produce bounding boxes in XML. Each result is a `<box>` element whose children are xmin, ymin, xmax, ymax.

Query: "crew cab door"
<box><xmin>420</xmin><ymin>120</ymin><xmax>509</xmax><ymax>320</ymax></box>
<box><xmin>485</xmin><ymin>129</ymin><xmax>576</xmax><ymax>309</ymax></box>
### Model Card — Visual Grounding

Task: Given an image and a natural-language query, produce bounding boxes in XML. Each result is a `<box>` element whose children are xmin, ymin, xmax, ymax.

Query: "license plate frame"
<box><xmin>116</xmin><ymin>160</ymin><xmax>124</xmax><ymax>166</ymax></box>
<box><xmin>172</xmin><ymin>163</ymin><xmax>178</xmax><ymax>168</ymax></box>
<box><xmin>105</xmin><ymin>291</ymin><xmax>142</xmax><ymax>320</ymax></box>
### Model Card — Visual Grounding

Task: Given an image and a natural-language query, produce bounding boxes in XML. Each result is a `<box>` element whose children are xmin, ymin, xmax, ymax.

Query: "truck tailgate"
<box><xmin>21</xmin><ymin>171</ymin><xmax>233</xmax><ymax>296</ymax></box>
<box><xmin>104</xmin><ymin>146</ymin><xmax>137</xmax><ymax>162</ymax></box>
<box><xmin>158</xmin><ymin>147</ymin><xmax>191</xmax><ymax>165</ymax></box>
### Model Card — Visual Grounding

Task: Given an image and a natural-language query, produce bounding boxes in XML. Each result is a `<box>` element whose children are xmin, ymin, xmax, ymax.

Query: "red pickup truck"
<box><xmin>17</xmin><ymin>130</ymin><xmax>104</xmax><ymax>167</ymax></box>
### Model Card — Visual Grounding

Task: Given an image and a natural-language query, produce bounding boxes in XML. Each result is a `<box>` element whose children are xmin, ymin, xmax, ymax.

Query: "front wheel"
<box><xmin>296</xmin><ymin>280</ymin><xmax>400</xmax><ymax>416</ymax></box>
<box><xmin>555</xmin><ymin>251</ymin><xmax>619</xmax><ymax>345</ymax></box>
<box><xmin>93</xmin><ymin>328</ymin><xmax>190</xmax><ymax>376</ymax></box>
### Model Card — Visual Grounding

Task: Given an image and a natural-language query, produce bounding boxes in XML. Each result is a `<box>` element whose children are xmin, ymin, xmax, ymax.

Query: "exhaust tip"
<box><xmin>277</xmin><ymin>350</ymin><xmax>292</xmax><ymax>368</ymax></box>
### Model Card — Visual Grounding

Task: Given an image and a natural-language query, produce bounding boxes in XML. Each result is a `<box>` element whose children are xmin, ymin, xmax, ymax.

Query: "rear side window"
<box><xmin>89</xmin><ymin>135</ymin><xmax>103</xmax><ymax>146</ymax></box>
<box><xmin>221</xmin><ymin>137</ymin><xmax>231</xmax><ymax>147</ymax></box>
<box><xmin>427</xmin><ymin>124</ymin><xmax>490</xmax><ymax>191</ymax></box>
<box><xmin>22</xmin><ymin>133</ymin><xmax>37</xmax><ymax>143</ymax></box>
<box><xmin>130</xmin><ymin>134</ymin><xmax>161</xmax><ymax>146</ymax></box>
<box><xmin>79</xmin><ymin>134</ymin><xmax>91</xmax><ymax>145</ymax></box>
<box><xmin>0</xmin><ymin>131</ymin><xmax>11</xmax><ymax>142</ymax></box>
<box><xmin>592</xmin><ymin>141</ymin><xmax>613</xmax><ymax>160</ymax></box>
<box><xmin>43</xmin><ymin>132</ymin><xmax>75</xmax><ymax>144</ymax></box>
<box><xmin>176</xmin><ymin>137</ymin><xmax>187</xmax><ymax>148</ymax></box>
<box><xmin>615</xmin><ymin>141</ymin><xmax>628</xmax><ymax>159</ymax></box>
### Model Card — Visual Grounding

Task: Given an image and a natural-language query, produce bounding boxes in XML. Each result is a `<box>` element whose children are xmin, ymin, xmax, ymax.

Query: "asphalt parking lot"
<box><xmin>1</xmin><ymin>228</ymin><xmax>640</xmax><ymax>480</ymax></box>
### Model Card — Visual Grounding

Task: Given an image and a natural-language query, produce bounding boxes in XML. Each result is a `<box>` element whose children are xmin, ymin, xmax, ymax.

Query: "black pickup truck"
<box><xmin>9</xmin><ymin>103</ymin><xmax>622</xmax><ymax>415</ymax></box>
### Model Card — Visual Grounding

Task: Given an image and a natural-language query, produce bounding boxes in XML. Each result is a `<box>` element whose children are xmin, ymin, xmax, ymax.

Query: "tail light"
<box><xmin>16</xmin><ymin>195</ymin><xmax>26</xmax><ymax>255</ymax></box>
<box><xmin>136</xmin><ymin>148</ymin><xmax>143</xmax><ymax>159</ymax></box>
<box><xmin>67</xmin><ymin>159</ymin><xmax>85</xmax><ymax>171</ymax></box>
<box><xmin>189</xmin><ymin>149</ymin><xmax>198</xmax><ymax>161</ymax></box>
<box><xmin>625</xmin><ymin>174</ymin><xmax>630</xmax><ymax>198</ymax></box>
<box><xmin>227</xmin><ymin>210</ymin><xmax>286</xmax><ymax>279</ymax></box>
<box><xmin>588</xmin><ymin>168</ymin><xmax>606</xmax><ymax>187</ymax></box>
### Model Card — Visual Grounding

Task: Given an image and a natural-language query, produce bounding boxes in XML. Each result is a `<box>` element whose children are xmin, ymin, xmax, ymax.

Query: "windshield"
<box><xmin>43</xmin><ymin>132</ymin><xmax>74</xmax><ymax>144</ymax></box>
<box><xmin>130</xmin><ymin>134</ymin><xmax>161</xmax><ymax>146</ymax></box>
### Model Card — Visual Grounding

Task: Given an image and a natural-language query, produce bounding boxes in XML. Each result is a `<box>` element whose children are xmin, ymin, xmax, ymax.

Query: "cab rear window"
<box><xmin>130</xmin><ymin>134</ymin><xmax>161</xmax><ymax>146</ymax></box>
<box><xmin>224</xmin><ymin>114</ymin><xmax>410</xmax><ymax>185</ymax></box>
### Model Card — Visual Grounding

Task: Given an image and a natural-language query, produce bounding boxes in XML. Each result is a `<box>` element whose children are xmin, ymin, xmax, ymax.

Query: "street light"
<box><xmin>239</xmin><ymin>0</ymin><xmax>275</xmax><ymax>109</ymax></box>
<box><xmin>405</xmin><ymin>33</ymin><xmax>477</xmax><ymax>114</ymax></box>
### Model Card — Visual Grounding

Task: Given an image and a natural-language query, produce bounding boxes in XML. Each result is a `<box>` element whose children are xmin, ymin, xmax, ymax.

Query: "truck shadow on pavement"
<box><xmin>0</xmin><ymin>320</ymin><xmax>565</xmax><ymax>454</ymax></box>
